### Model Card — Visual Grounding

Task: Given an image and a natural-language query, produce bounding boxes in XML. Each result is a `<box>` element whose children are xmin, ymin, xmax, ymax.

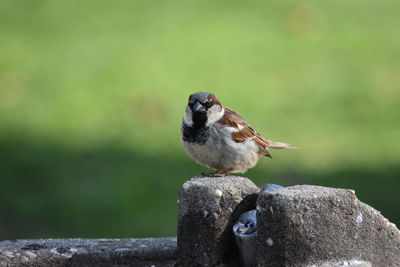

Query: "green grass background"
<box><xmin>0</xmin><ymin>0</ymin><xmax>399</xmax><ymax>239</ymax></box>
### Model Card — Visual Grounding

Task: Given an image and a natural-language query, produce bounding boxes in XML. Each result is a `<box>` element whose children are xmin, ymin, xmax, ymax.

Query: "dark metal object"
<box><xmin>233</xmin><ymin>210</ymin><xmax>257</xmax><ymax>267</ymax></box>
<box><xmin>233</xmin><ymin>184</ymin><xmax>284</xmax><ymax>266</ymax></box>
<box><xmin>261</xmin><ymin>183</ymin><xmax>284</xmax><ymax>193</ymax></box>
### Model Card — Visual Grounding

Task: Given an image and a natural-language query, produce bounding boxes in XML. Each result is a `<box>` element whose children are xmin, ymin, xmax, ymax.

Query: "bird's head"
<box><xmin>184</xmin><ymin>91</ymin><xmax>224</xmax><ymax>127</ymax></box>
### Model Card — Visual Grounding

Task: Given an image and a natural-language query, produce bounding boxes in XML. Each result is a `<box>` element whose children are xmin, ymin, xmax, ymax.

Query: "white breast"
<box><xmin>181</xmin><ymin>124</ymin><xmax>260</xmax><ymax>173</ymax></box>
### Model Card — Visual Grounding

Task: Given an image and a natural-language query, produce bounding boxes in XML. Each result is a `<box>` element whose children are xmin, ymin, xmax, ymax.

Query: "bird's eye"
<box><xmin>188</xmin><ymin>102</ymin><xmax>194</xmax><ymax>108</ymax></box>
<box><xmin>204</xmin><ymin>101</ymin><xmax>213</xmax><ymax>108</ymax></box>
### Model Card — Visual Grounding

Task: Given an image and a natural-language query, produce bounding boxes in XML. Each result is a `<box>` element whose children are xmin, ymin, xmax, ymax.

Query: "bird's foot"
<box><xmin>200</xmin><ymin>172</ymin><xmax>228</xmax><ymax>178</ymax></box>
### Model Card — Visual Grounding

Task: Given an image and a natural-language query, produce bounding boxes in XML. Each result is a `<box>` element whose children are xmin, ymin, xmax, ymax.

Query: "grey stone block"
<box><xmin>177</xmin><ymin>176</ymin><xmax>259</xmax><ymax>266</ymax></box>
<box><xmin>311</xmin><ymin>259</ymin><xmax>372</xmax><ymax>267</ymax></box>
<box><xmin>256</xmin><ymin>185</ymin><xmax>400</xmax><ymax>267</ymax></box>
<box><xmin>0</xmin><ymin>237</ymin><xmax>177</xmax><ymax>267</ymax></box>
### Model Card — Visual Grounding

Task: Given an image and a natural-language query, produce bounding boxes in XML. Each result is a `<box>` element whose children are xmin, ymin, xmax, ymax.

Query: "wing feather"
<box><xmin>219</xmin><ymin>108</ymin><xmax>272</xmax><ymax>157</ymax></box>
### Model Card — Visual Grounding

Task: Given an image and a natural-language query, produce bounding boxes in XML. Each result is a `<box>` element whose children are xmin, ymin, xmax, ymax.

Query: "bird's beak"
<box><xmin>193</xmin><ymin>102</ymin><xmax>206</xmax><ymax>112</ymax></box>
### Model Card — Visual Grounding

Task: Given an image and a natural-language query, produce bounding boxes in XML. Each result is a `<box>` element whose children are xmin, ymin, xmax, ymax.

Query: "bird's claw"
<box><xmin>200</xmin><ymin>172</ymin><xmax>228</xmax><ymax>178</ymax></box>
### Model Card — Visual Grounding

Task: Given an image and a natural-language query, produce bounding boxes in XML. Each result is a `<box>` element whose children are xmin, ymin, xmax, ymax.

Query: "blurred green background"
<box><xmin>0</xmin><ymin>0</ymin><xmax>399</xmax><ymax>240</ymax></box>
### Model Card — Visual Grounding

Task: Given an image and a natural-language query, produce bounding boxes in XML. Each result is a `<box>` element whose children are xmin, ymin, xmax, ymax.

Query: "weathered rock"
<box><xmin>311</xmin><ymin>259</ymin><xmax>372</xmax><ymax>267</ymax></box>
<box><xmin>0</xmin><ymin>237</ymin><xmax>177</xmax><ymax>267</ymax></box>
<box><xmin>177</xmin><ymin>175</ymin><xmax>259</xmax><ymax>266</ymax></box>
<box><xmin>256</xmin><ymin>185</ymin><xmax>400</xmax><ymax>267</ymax></box>
<box><xmin>3</xmin><ymin>180</ymin><xmax>398</xmax><ymax>266</ymax></box>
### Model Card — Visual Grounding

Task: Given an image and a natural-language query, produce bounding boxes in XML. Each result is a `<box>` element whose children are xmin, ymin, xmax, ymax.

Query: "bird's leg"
<box><xmin>200</xmin><ymin>172</ymin><xmax>224</xmax><ymax>177</ymax></box>
<box><xmin>214</xmin><ymin>170</ymin><xmax>228</xmax><ymax>177</ymax></box>
<box><xmin>212</xmin><ymin>169</ymin><xmax>233</xmax><ymax>177</ymax></box>
<box><xmin>200</xmin><ymin>169</ymin><xmax>233</xmax><ymax>177</ymax></box>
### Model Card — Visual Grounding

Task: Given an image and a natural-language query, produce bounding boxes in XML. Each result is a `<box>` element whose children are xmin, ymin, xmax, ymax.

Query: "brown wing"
<box><xmin>219</xmin><ymin>108</ymin><xmax>272</xmax><ymax>158</ymax></box>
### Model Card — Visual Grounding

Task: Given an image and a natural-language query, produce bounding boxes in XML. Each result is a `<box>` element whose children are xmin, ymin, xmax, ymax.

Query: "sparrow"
<box><xmin>180</xmin><ymin>91</ymin><xmax>296</xmax><ymax>176</ymax></box>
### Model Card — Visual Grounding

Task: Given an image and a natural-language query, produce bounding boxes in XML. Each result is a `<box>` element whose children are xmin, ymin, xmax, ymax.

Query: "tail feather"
<box><xmin>267</xmin><ymin>140</ymin><xmax>297</xmax><ymax>149</ymax></box>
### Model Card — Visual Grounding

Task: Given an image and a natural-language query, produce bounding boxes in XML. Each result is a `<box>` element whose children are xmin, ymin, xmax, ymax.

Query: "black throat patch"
<box><xmin>182</xmin><ymin>112</ymin><xmax>210</xmax><ymax>145</ymax></box>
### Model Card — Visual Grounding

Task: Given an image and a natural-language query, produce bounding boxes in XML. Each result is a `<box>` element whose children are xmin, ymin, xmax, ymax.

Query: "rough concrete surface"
<box><xmin>177</xmin><ymin>175</ymin><xmax>259</xmax><ymax>266</ymax></box>
<box><xmin>256</xmin><ymin>185</ymin><xmax>400</xmax><ymax>267</ymax></box>
<box><xmin>3</xmin><ymin>180</ymin><xmax>399</xmax><ymax>267</ymax></box>
<box><xmin>309</xmin><ymin>259</ymin><xmax>372</xmax><ymax>267</ymax></box>
<box><xmin>0</xmin><ymin>237</ymin><xmax>177</xmax><ymax>267</ymax></box>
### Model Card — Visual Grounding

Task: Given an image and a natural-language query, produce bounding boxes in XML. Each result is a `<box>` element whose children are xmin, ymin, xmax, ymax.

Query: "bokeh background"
<box><xmin>0</xmin><ymin>0</ymin><xmax>399</xmax><ymax>240</ymax></box>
